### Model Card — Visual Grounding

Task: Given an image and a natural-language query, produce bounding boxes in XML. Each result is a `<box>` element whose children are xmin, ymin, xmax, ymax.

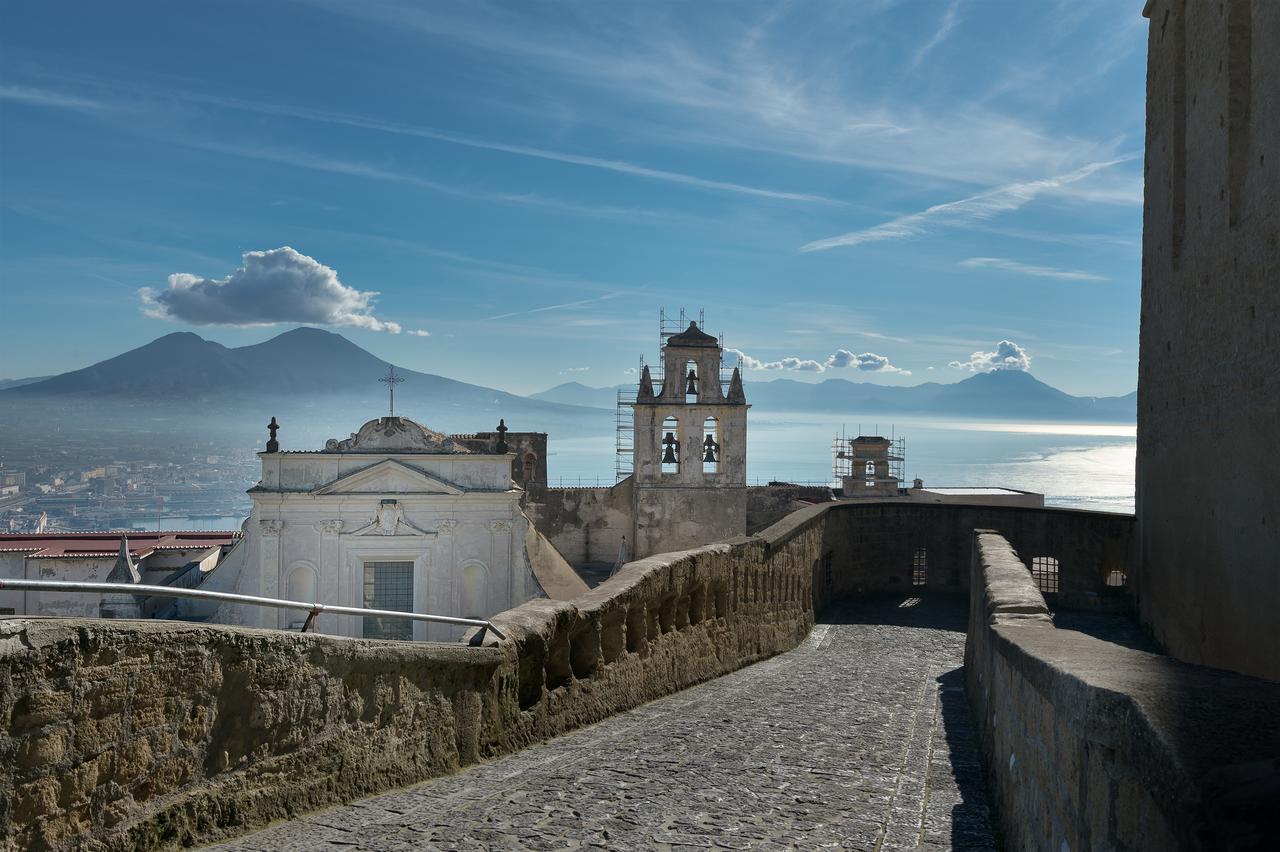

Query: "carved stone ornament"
<box><xmin>348</xmin><ymin>500</ymin><xmax>435</xmax><ymax>537</ymax></box>
<box><xmin>314</xmin><ymin>519</ymin><xmax>344</xmax><ymax>536</ymax></box>
<box><xmin>435</xmin><ymin>519</ymin><xmax>459</xmax><ymax>535</ymax></box>
<box><xmin>489</xmin><ymin>520</ymin><xmax>513</xmax><ymax>533</ymax></box>
<box><xmin>258</xmin><ymin>519</ymin><xmax>284</xmax><ymax>537</ymax></box>
<box><xmin>323</xmin><ymin>416</ymin><xmax>470</xmax><ymax>454</ymax></box>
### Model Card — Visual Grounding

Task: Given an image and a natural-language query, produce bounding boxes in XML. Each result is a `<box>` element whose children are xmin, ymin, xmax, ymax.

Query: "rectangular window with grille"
<box><xmin>363</xmin><ymin>560</ymin><xmax>414</xmax><ymax>640</ymax></box>
<box><xmin>912</xmin><ymin>548</ymin><xmax>928</xmax><ymax>586</ymax></box>
<box><xmin>1030</xmin><ymin>556</ymin><xmax>1060</xmax><ymax>594</ymax></box>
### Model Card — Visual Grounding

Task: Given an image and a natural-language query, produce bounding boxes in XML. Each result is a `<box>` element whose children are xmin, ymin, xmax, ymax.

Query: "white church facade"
<box><xmin>223</xmin><ymin>415</ymin><xmax>549</xmax><ymax>640</ymax></box>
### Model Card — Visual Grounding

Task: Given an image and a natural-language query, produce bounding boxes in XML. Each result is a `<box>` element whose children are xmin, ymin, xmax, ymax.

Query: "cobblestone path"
<box><xmin>208</xmin><ymin>595</ymin><xmax>995</xmax><ymax>851</ymax></box>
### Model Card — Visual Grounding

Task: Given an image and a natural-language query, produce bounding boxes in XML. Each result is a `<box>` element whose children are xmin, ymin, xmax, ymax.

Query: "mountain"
<box><xmin>0</xmin><ymin>376</ymin><xmax>52</xmax><ymax>390</ymax></box>
<box><xmin>0</xmin><ymin>327</ymin><xmax>611</xmax><ymax>443</ymax></box>
<box><xmin>532</xmin><ymin>369</ymin><xmax>1136</xmax><ymax>422</ymax></box>
<box><xmin>530</xmin><ymin>381</ymin><xmax>618</xmax><ymax>410</ymax></box>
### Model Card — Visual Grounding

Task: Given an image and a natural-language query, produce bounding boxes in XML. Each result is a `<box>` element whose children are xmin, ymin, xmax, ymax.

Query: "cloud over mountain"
<box><xmin>949</xmin><ymin>340</ymin><xmax>1031</xmax><ymax>372</ymax></box>
<box><xmin>139</xmin><ymin>247</ymin><xmax>403</xmax><ymax>333</ymax></box>
<box><xmin>728</xmin><ymin>348</ymin><xmax>910</xmax><ymax>376</ymax></box>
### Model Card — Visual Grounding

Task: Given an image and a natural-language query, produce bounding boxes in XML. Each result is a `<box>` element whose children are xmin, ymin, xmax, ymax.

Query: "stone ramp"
<box><xmin>204</xmin><ymin>596</ymin><xmax>995</xmax><ymax>851</ymax></box>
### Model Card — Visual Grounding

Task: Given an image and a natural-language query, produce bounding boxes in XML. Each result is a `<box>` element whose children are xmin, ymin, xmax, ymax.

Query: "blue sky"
<box><xmin>0</xmin><ymin>0</ymin><xmax>1147</xmax><ymax>396</ymax></box>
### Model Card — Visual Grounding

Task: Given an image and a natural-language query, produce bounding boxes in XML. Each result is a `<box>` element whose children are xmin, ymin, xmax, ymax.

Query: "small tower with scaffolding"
<box><xmin>832</xmin><ymin>432</ymin><xmax>905</xmax><ymax>497</ymax></box>
<box><xmin>627</xmin><ymin>309</ymin><xmax>748</xmax><ymax>557</ymax></box>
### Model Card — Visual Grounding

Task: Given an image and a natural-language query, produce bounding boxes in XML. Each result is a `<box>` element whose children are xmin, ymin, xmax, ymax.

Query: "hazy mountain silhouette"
<box><xmin>533</xmin><ymin>369</ymin><xmax>1136</xmax><ymax>421</ymax></box>
<box><xmin>0</xmin><ymin>327</ymin><xmax>607</xmax><ymax>443</ymax></box>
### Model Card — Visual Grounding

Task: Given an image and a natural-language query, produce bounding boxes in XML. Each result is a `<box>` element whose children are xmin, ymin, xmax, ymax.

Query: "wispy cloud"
<box><xmin>912</xmin><ymin>1</ymin><xmax>962</xmax><ymax>68</ymax></box>
<box><xmin>960</xmin><ymin>257</ymin><xmax>1107</xmax><ymax>281</ymax></box>
<box><xmin>0</xmin><ymin>84</ymin><xmax>112</xmax><ymax>112</ymax></box>
<box><xmin>485</xmin><ymin>293</ymin><xmax>622</xmax><ymax>322</ymax></box>
<box><xmin>800</xmin><ymin>156</ymin><xmax>1137</xmax><ymax>252</ymax></box>
<box><xmin>178</xmin><ymin>93</ymin><xmax>838</xmax><ymax>205</ymax></box>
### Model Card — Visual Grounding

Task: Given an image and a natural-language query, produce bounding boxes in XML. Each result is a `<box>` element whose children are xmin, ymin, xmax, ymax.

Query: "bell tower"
<box><xmin>631</xmin><ymin>313</ymin><xmax>748</xmax><ymax>558</ymax></box>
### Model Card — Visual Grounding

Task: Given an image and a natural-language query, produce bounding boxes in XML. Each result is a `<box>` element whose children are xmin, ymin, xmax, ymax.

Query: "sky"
<box><xmin>0</xmin><ymin>0</ymin><xmax>1149</xmax><ymax>397</ymax></box>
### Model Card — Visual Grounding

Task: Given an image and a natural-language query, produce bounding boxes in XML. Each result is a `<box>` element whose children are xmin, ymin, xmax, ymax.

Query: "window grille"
<box><xmin>912</xmin><ymin>548</ymin><xmax>928</xmax><ymax>586</ymax></box>
<box><xmin>1030</xmin><ymin>556</ymin><xmax>1060</xmax><ymax>594</ymax></box>
<box><xmin>363</xmin><ymin>561</ymin><xmax>414</xmax><ymax>640</ymax></box>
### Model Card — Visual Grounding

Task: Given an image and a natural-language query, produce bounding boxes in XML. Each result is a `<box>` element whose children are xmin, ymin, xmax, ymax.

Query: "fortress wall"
<box><xmin>2</xmin><ymin>500</ymin><xmax>1133</xmax><ymax>850</ymax></box>
<box><xmin>745</xmin><ymin>484</ymin><xmax>831</xmax><ymax>534</ymax></box>
<box><xmin>966</xmin><ymin>530</ymin><xmax>1280</xmax><ymax>851</ymax></box>
<box><xmin>1138</xmin><ymin>0</ymin><xmax>1280</xmax><ymax>680</ymax></box>
<box><xmin>535</xmin><ymin>478</ymin><xmax>633</xmax><ymax>565</ymax></box>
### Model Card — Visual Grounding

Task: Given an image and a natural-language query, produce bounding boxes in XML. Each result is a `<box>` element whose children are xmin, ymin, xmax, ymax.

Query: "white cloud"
<box><xmin>0</xmin><ymin>84</ymin><xmax>110</xmax><ymax>112</ymax></box>
<box><xmin>800</xmin><ymin>157</ymin><xmax>1137</xmax><ymax>252</ymax></box>
<box><xmin>623</xmin><ymin>366</ymin><xmax>638</xmax><ymax>375</ymax></box>
<box><xmin>139</xmin><ymin>247</ymin><xmax>403</xmax><ymax>332</ymax></box>
<box><xmin>949</xmin><ymin>340</ymin><xmax>1031</xmax><ymax>372</ymax></box>
<box><xmin>407</xmin><ymin>329</ymin><xmax>431</xmax><ymax>337</ymax></box>
<box><xmin>959</xmin><ymin>257</ymin><xmax>1107</xmax><ymax>281</ymax></box>
<box><xmin>912</xmin><ymin>1</ymin><xmax>962</xmax><ymax>68</ymax></box>
<box><xmin>561</xmin><ymin>366</ymin><xmax>590</xmax><ymax>373</ymax></box>
<box><xmin>728</xmin><ymin>347</ymin><xmax>910</xmax><ymax>376</ymax></box>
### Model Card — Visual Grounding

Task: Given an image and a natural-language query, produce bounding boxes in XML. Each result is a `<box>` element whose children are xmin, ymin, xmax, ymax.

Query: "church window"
<box><xmin>661</xmin><ymin>416</ymin><xmax>680</xmax><ymax>474</ymax></box>
<box><xmin>684</xmin><ymin>360</ymin><xmax>699</xmax><ymax>402</ymax></box>
<box><xmin>461</xmin><ymin>561</ymin><xmax>487</xmax><ymax>619</ymax></box>
<box><xmin>363</xmin><ymin>560</ymin><xmax>414</xmax><ymax>640</ymax></box>
<box><xmin>1105</xmin><ymin>569</ymin><xmax>1127</xmax><ymax>588</ymax></box>
<box><xmin>522</xmin><ymin>452</ymin><xmax>536</xmax><ymax>484</ymax></box>
<box><xmin>1030</xmin><ymin>556</ymin><xmax>1060</xmax><ymax>594</ymax></box>
<box><xmin>286</xmin><ymin>563</ymin><xmax>318</xmax><ymax>603</ymax></box>
<box><xmin>702</xmin><ymin>417</ymin><xmax>719</xmax><ymax>474</ymax></box>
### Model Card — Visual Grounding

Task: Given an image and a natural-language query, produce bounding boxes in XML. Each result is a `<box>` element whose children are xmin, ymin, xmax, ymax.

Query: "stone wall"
<box><xmin>1</xmin><ymin>500</ymin><xmax>1140</xmax><ymax>849</ymax></box>
<box><xmin>745</xmin><ymin>484</ymin><xmax>832</xmax><ymax>534</ymax></box>
<box><xmin>1</xmin><ymin>502</ymin><xmax>819</xmax><ymax>851</ymax></box>
<box><xmin>535</xmin><ymin>477</ymin><xmax>633</xmax><ymax>565</ymax></box>
<box><xmin>1138</xmin><ymin>0</ymin><xmax>1280</xmax><ymax>680</ymax></box>
<box><xmin>966</xmin><ymin>530</ymin><xmax>1280</xmax><ymax>850</ymax></box>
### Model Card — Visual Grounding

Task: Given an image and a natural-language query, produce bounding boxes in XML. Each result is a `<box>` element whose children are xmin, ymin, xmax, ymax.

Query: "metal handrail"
<box><xmin>0</xmin><ymin>579</ymin><xmax>506</xmax><ymax>641</ymax></box>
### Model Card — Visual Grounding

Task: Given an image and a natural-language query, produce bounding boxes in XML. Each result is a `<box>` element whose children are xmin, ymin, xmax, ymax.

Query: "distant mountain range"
<box><xmin>0</xmin><ymin>328</ymin><xmax>1136</xmax><ymax>441</ymax></box>
<box><xmin>533</xmin><ymin>371</ymin><xmax>1137</xmax><ymax>422</ymax></box>
<box><xmin>0</xmin><ymin>328</ymin><xmax>607</xmax><ymax>443</ymax></box>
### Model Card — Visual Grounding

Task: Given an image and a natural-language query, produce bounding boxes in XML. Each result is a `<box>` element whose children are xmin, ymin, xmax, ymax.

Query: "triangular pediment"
<box><xmin>313</xmin><ymin>459</ymin><xmax>465</xmax><ymax>496</ymax></box>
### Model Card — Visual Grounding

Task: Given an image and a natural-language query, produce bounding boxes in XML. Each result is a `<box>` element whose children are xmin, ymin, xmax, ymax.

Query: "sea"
<box><xmin>545</xmin><ymin>412</ymin><xmax>1136</xmax><ymax>514</ymax></box>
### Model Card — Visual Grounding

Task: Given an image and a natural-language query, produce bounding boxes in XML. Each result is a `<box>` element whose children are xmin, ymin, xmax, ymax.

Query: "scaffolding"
<box><xmin>831</xmin><ymin>429</ymin><xmax>906</xmax><ymax>491</ymax></box>
<box><xmin>615</xmin><ymin>309</ymin><xmax>739</xmax><ymax>483</ymax></box>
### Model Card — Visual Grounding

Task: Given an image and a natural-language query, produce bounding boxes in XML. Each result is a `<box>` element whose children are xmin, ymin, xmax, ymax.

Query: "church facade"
<box><xmin>226</xmin><ymin>415</ymin><xmax>543</xmax><ymax>640</ymax></box>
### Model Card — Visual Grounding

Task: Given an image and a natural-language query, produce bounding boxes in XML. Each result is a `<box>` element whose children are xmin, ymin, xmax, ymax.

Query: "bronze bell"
<box><xmin>702</xmin><ymin>434</ymin><xmax>718</xmax><ymax>464</ymax></box>
<box><xmin>685</xmin><ymin>367</ymin><xmax>699</xmax><ymax>397</ymax></box>
<box><xmin>661</xmin><ymin>432</ymin><xmax>679</xmax><ymax>464</ymax></box>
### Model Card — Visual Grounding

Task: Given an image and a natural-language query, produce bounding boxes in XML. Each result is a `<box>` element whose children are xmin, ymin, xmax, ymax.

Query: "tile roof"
<box><xmin>0</xmin><ymin>531</ymin><xmax>241</xmax><ymax>559</ymax></box>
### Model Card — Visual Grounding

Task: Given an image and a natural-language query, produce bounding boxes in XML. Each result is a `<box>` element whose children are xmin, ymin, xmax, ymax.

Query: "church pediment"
<box><xmin>312</xmin><ymin>459</ymin><xmax>466</xmax><ymax>496</ymax></box>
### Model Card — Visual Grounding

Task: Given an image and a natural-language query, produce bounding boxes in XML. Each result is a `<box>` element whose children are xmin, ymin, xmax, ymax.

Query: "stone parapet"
<box><xmin>965</xmin><ymin>530</ymin><xmax>1280</xmax><ymax>851</ymax></box>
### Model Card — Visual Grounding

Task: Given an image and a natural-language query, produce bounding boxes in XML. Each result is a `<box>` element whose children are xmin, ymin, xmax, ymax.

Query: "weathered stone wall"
<box><xmin>745</xmin><ymin>484</ymin><xmax>831</xmax><ymax>534</ymax></box>
<box><xmin>1</xmin><ymin>504</ymin><xmax>819</xmax><ymax>851</ymax></box>
<box><xmin>815</xmin><ymin>501</ymin><xmax>1135</xmax><ymax>612</ymax></box>
<box><xmin>535</xmin><ymin>477</ymin><xmax>633</xmax><ymax>565</ymax></box>
<box><xmin>1139</xmin><ymin>0</ymin><xmax>1280</xmax><ymax>680</ymax></box>
<box><xmin>966</xmin><ymin>530</ymin><xmax>1280</xmax><ymax>851</ymax></box>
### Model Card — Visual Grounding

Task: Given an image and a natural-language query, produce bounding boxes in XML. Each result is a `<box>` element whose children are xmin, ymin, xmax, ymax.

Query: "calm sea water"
<box><xmin>546</xmin><ymin>412</ymin><xmax>1136</xmax><ymax>514</ymax></box>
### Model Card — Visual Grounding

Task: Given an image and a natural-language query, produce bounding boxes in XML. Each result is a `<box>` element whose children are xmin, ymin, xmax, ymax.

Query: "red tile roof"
<box><xmin>0</xmin><ymin>531</ymin><xmax>241</xmax><ymax>559</ymax></box>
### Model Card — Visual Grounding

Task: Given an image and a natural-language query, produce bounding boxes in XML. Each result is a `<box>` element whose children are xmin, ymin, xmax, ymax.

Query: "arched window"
<box><xmin>660</xmin><ymin>416</ymin><xmax>680</xmax><ymax>474</ymax></box>
<box><xmin>865</xmin><ymin>460</ymin><xmax>876</xmax><ymax>476</ymax></box>
<box><xmin>702</xmin><ymin>416</ymin><xmax>719</xmax><ymax>474</ymax></box>
<box><xmin>1104</xmin><ymin>569</ymin><xmax>1126</xmax><ymax>588</ymax></box>
<box><xmin>865</xmin><ymin>459</ymin><xmax>876</xmax><ymax>487</ymax></box>
<box><xmin>286</xmin><ymin>563</ymin><xmax>318</xmax><ymax>603</ymax></box>
<box><xmin>1030</xmin><ymin>556</ymin><xmax>1060</xmax><ymax>594</ymax></box>
<box><xmin>684</xmin><ymin>360</ymin><xmax>699</xmax><ymax>403</ymax></box>
<box><xmin>461</xmin><ymin>561</ymin><xmax>487</xmax><ymax>619</ymax></box>
<box><xmin>522</xmin><ymin>452</ymin><xmax>537</xmax><ymax>484</ymax></box>
<box><xmin>912</xmin><ymin>548</ymin><xmax>928</xmax><ymax>586</ymax></box>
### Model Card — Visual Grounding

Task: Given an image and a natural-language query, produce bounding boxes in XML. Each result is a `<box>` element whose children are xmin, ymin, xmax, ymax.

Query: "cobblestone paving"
<box><xmin>207</xmin><ymin>595</ymin><xmax>995</xmax><ymax>851</ymax></box>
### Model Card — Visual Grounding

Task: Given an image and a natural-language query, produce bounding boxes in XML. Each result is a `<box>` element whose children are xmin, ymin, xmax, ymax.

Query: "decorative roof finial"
<box><xmin>727</xmin><ymin>367</ymin><xmax>746</xmax><ymax>404</ymax></box>
<box><xmin>379</xmin><ymin>365</ymin><xmax>405</xmax><ymax>417</ymax></box>
<box><xmin>638</xmin><ymin>365</ymin><xmax>655</xmax><ymax>401</ymax></box>
<box><xmin>495</xmin><ymin>419</ymin><xmax>509</xmax><ymax>454</ymax></box>
<box><xmin>266</xmin><ymin>416</ymin><xmax>280</xmax><ymax>453</ymax></box>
